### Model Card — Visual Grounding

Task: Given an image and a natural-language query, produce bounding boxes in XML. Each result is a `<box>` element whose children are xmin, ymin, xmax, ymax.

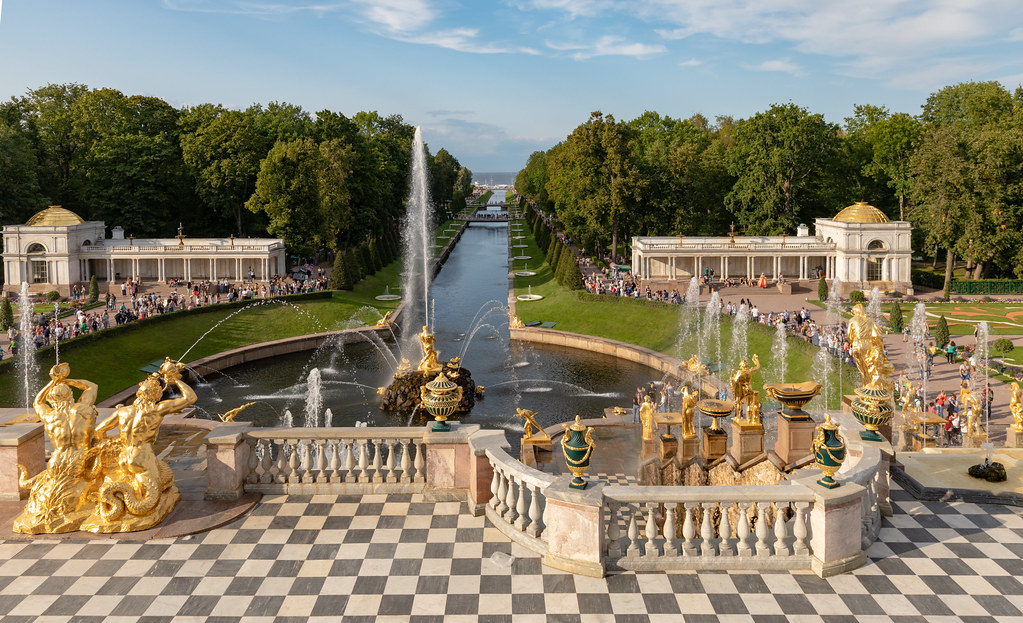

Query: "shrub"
<box><xmin>849</xmin><ymin>290</ymin><xmax>866</xmax><ymax>303</ymax></box>
<box><xmin>817</xmin><ymin>277</ymin><xmax>828</xmax><ymax>301</ymax></box>
<box><xmin>888</xmin><ymin>303</ymin><xmax>904</xmax><ymax>332</ymax></box>
<box><xmin>46</xmin><ymin>290</ymin><xmax>60</xmax><ymax>302</ymax></box>
<box><xmin>331</xmin><ymin>252</ymin><xmax>350</xmax><ymax>290</ymax></box>
<box><xmin>993</xmin><ymin>338</ymin><xmax>1015</xmax><ymax>356</ymax></box>
<box><xmin>88</xmin><ymin>275</ymin><xmax>99</xmax><ymax>302</ymax></box>
<box><xmin>934</xmin><ymin>315</ymin><xmax>950</xmax><ymax>347</ymax></box>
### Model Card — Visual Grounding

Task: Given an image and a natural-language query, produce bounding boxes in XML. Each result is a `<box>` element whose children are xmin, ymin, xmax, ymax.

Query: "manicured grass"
<box><xmin>511</xmin><ymin>219</ymin><xmax>859</xmax><ymax>409</ymax></box>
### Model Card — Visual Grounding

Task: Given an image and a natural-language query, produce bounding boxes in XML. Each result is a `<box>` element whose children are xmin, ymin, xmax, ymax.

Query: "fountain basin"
<box><xmin>375</xmin><ymin>294</ymin><xmax>401</xmax><ymax>301</ymax></box>
<box><xmin>515</xmin><ymin>271</ymin><xmax>537</xmax><ymax>277</ymax></box>
<box><xmin>512</xmin><ymin>255</ymin><xmax>531</xmax><ymax>261</ymax></box>
<box><xmin>517</xmin><ymin>294</ymin><xmax>544</xmax><ymax>301</ymax></box>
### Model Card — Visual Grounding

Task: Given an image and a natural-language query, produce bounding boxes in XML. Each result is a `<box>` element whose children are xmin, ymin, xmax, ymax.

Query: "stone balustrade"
<box><xmin>603</xmin><ymin>485</ymin><xmax>815</xmax><ymax>572</ymax></box>
<box><xmin>484</xmin><ymin>446</ymin><xmax>557</xmax><ymax>553</ymax></box>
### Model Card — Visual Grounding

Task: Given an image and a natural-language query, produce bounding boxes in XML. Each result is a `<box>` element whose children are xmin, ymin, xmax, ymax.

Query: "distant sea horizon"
<box><xmin>472</xmin><ymin>172</ymin><xmax>517</xmax><ymax>186</ymax></box>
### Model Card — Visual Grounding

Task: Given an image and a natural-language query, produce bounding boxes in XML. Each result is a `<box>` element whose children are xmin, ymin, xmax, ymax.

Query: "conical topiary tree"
<box><xmin>0</xmin><ymin>296</ymin><xmax>13</xmax><ymax>331</ymax></box>
<box><xmin>331</xmin><ymin>252</ymin><xmax>351</xmax><ymax>290</ymax></box>
<box><xmin>888</xmin><ymin>302</ymin><xmax>904</xmax><ymax>332</ymax></box>
<box><xmin>88</xmin><ymin>275</ymin><xmax>99</xmax><ymax>302</ymax></box>
<box><xmin>934</xmin><ymin>315</ymin><xmax>950</xmax><ymax>347</ymax></box>
<box><xmin>818</xmin><ymin>276</ymin><xmax>828</xmax><ymax>301</ymax></box>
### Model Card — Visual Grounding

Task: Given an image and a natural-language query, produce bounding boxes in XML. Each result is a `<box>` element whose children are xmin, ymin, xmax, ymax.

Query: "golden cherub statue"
<box><xmin>848</xmin><ymin>303</ymin><xmax>894</xmax><ymax>393</ymax></box>
<box><xmin>1012</xmin><ymin>382</ymin><xmax>1023</xmax><ymax>433</ymax></box>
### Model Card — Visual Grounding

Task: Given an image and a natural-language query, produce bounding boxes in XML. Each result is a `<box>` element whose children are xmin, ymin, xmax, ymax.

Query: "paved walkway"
<box><xmin>2</xmin><ymin>480</ymin><xmax>1023</xmax><ymax>622</ymax></box>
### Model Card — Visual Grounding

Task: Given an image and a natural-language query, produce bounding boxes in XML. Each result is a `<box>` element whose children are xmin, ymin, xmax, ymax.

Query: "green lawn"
<box><xmin>810</xmin><ymin>300</ymin><xmax>1023</xmax><ymax>336</ymax></box>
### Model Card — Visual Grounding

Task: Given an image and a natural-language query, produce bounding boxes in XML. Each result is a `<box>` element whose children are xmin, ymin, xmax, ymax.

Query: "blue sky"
<box><xmin>1</xmin><ymin>1</ymin><xmax>1022</xmax><ymax>173</ymax></box>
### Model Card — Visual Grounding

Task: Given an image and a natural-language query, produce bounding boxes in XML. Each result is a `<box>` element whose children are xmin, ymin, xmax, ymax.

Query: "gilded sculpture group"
<box><xmin>15</xmin><ymin>358</ymin><xmax>196</xmax><ymax>534</ymax></box>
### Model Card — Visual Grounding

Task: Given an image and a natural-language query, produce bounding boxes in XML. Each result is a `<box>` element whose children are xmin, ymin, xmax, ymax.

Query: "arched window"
<box><xmin>26</xmin><ymin>243</ymin><xmax>46</xmax><ymax>254</ymax></box>
<box><xmin>82</xmin><ymin>240</ymin><xmax>92</xmax><ymax>247</ymax></box>
<box><xmin>866</xmin><ymin>240</ymin><xmax>886</xmax><ymax>281</ymax></box>
<box><xmin>867</xmin><ymin>240</ymin><xmax>886</xmax><ymax>252</ymax></box>
<box><xmin>26</xmin><ymin>243</ymin><xmax>48</xmax><ymax>283</ymax></box>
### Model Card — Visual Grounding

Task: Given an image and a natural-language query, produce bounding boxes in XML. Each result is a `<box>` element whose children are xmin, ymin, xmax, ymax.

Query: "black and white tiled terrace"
<box><xmin>3</xmin><ymin>482</ymin><xmax>1023</xmax><ymax>622</ymax></box>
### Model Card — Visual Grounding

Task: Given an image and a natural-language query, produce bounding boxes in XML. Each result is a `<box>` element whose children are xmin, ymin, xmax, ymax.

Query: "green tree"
<box><xmin>726</xmin><ymin>103</ymin><xmax>840</xmax><ymax>234</ymax></box>
<box><xmin>22</xmin><ymin>83</ymin><xmax>90</xmax><ymax>209</ymax></box>
<box><xmin>934</xmin><ymin>315</ymin><xmax>950</xmax><ymax>347</ymax></box>
<box><xmin>888</xmin><ymin>302</ymin><xmax>904</xmax><ymax>332</ymax></box>
<box><xmin>244</xmin><ymin>138</ymin><xmax>322</xmax><ymax>255</ymax></box>
<box><xmin>845</xmin><ymin>105</ymin><xmax>922</xmax><ymax>220</ymax></box>
<box><xmin>0</xmin><ymin>297</ymin><xmax>13</xmax><ymax>330</ymax></box>
<box><xmin>88</xmin><ymin>275</ymin><xmax>99</xmax><ymax>302</ymax></box>
<box><xmin>0</xmin><ymin>123</ymin><xmax>45</xmax><ymax>223</ymax></box>
<box><xmin>332</xmin><ymin>252</ymin><xmax>351</xmax><ymax>290</ymax></box>
<box><xmin>818</xmin><ymin>277</ymin><xmax>828</xmax><ymax>301</ymax></box>
<box><xmin>180</xmin><ymin>106</ymin><xmax>268</xmax><ymax>235</ymax></box>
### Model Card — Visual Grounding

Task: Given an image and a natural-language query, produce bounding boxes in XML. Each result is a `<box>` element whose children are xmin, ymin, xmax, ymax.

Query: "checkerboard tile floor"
<box><xmin>3</xmin><ymin>484</ymin><xmax>1023</xmax><ymax>622</ymax></box>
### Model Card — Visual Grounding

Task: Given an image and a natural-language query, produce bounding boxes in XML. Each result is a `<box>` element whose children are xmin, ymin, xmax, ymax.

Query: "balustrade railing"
<box><xmin>603</xmin><ymin>485</ymin><xmax>814</xmax><ymax>571</ymax></box>
<box><xmin>242</xmin><ymin>427</ymin><xmax>426</xmax><ymax>494</ymax></box>
<box><xmin>485</xmin><ymin>447</ymin><xmax>557</xmax><ymax>553</ymax></box>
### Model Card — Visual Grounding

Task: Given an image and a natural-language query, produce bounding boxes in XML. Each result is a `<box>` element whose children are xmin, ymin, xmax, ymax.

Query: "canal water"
<box><xmin>191</xmin><ymin>219</ymin><xmax>658</xmax><ymax>437</ymax></box>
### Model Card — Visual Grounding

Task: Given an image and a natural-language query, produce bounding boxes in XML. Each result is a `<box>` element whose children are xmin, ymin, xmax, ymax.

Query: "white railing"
<box><xmin>485</xmin><ymin>447</ymin><xmax>557</xmax><ymax>553</ymax></box>
<box><xmin>638</xmin><ymin>241</ymin><xmax>835</xmax><ymax>252</ymax></box>
<box><xmin>603</xmin><ymin>485</ymin><xmax>814</xmax><ymax>571</ymax></box>
<box><xmin>243</xmin><ymin>427</ymin><xmax>426</xmax><ymax>494</ymax></box>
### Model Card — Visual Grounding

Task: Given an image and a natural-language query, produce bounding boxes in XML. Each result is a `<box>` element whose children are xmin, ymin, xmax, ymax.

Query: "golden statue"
<box><xmin>509</xmin><ymin>313</ymin><xmax>524</xmax><ymax>328</ymax></box>
<box><xmin>901</xmin><ymin>384</ymin><xmax>919</xmax><ymax>418</ymax></box>
<box><xmin>639</xmin><ymin>394</ymin><xmax>656</xmax><ymax>441</ymax></box>
<box><xmin>679</xmin><ymin>386</ymin><xmax>697</xmax><ymax>439</ymax></box>
<box><xmin>514</xmin><ymin>408</ymin><xmax>551</xmax><ymax>445</ymax></box>
<box><xmin>848</xmin><ymin>303</ymin><xmax>894</xmax><ymax>392</ymax></box>
<box><xmin>218</xmin><ymin>402</ymin><xmax>255</xmax><ymax>422</ymax></box>
<box><xmin>81</xmin><ymin>358</ymin><xmax>197</xmax><ymax>533</ymax></box>
<box><xmin>747</xmin><ymin>390</ymin><xmax>763</xmax><ymax>426</ymax></box>
<box><xmin>375</xmin><ymin>310</ymin><xmax>394</xmax><ymax>327</ymax></box>
<box><xmin>417</xmin><ymin>325</ymin><xmax>441</xmax><ymax>374</ymax></box>
<box><xmin>14</xmin><ymin>363</ymin><xmax>101</xmax><ymax>534</ymax></box>
<box><xmin>960</xmin><ymin>386</ymin><xmax>983</xmax><ymax>438</ymax></box>
<box><xmin>15</xmin><ymin>358</ymin><xmax>196</xmax><ymax>535</ymax></box>
<box><xmin>1012</xmin><ymin>382</ymin><xmax>1023</xmax><ymax>433</ymax></box>
<box><xmin>684</xmin><ymin>354</ymin><xmax>708</xmax><ymax>376</ymax></box>
<box><xmin>729</xmin><ymin>354</ymin><xmax>761</xmax><ymax>425</ymax></box>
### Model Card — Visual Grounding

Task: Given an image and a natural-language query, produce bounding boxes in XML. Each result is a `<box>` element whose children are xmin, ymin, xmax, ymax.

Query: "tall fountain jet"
<box><xmin>401</xmin><ymin>127</ymin><xmax>433</xmax><ymax>353</ymax></box>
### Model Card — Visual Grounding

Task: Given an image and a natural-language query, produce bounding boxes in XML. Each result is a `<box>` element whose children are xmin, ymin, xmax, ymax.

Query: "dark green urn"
<box><xmin>561</xmin><ymin>415</ymin><xmax>595</xmax><ymax>490</ymax></box>
<box><xmin>811</xmin><ymin>414</ymin><xmax>846</xmax><ymax>489</ymax></box>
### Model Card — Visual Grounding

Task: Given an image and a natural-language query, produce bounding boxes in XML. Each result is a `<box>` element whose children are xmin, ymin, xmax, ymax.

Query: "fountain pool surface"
<box><xmin>192</xmin><ymin>223</ymin><xmax>656</xmax><ymax>435</ymax></box>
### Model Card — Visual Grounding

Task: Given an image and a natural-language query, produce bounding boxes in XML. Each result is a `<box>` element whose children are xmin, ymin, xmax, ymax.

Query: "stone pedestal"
<box><xmin>0</xmin><ymin>424</ymin><xmax>45</xmax><ymax>501</ymax></box>
<box><xmin>543</xmin><ymin>478</ymin><xmax>605</xmax><ymax>577</ymax></box>
<box><xmin>1006</xmin><ymin>428</ymin><xmax>1023</xmax><ymax>448</ymax></box>
<box><xmin>911</xmin><ymin>433</ymin><xmax>936</xmax><ymax>451</ymax></box>
<box><xmin>808</xmin><ymin>481</ymin><xmax>868</xmax><ymax>577</ymax></box>
<box><xmin>423</xmin><ymin>424</ymin><xmax>480</xmax><ymax>502</ymax></box>
<box><xmin>680</xmin><ymin>436</ymin><xmax>698</xmax><ymax>462</ymax></box>
<box><xmin>730</xmin><ymin>420</ymin><xmax>764</xmax><ymax>464</ymax></box>
<box><xmin>658</xmin><ymin>434</ymin><xmax>678</xmax><ymax>461</ymax></box>
<box><xmin>774</xmin><ymin>414</ymin><xmax>817</xmax><ymax>465</ymax></box>
<box><xmin>964</xmin><ymin>433</ymin><xmax>988</xmax><ymax>449</ymax></box>
<box><xmin>701</xmin><ymin>428</ymin><xmax>727</xmax><ymax>462</ymax></box>
<box><xmin>204</xmin><ymin>423</ymin><xmax>253</xmax><ymax>501</ymax></box>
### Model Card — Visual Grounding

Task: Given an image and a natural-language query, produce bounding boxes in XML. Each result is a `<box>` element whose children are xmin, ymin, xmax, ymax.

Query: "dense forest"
<box><xmin>515</xmin><ymin>81</ymin><xmax>1023</xmax><ymax>291</ymax></box>
<box><xmin>0</xmin><ymin>83</ymin><xmax>472</xmax><ymax>258</ymax></box>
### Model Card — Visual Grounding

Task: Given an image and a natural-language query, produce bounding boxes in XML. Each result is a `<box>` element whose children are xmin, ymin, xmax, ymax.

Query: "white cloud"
<box><xmin>559</xmin><ymin>35</ymin><xmax>665</xmax><ymax>60</ymax></box>
<box><xmin>678</xmin><ymin>58</ymin><xmax>702</xmax><ymax>67</ymax></box>
<box><xmin>349</xmin><ymin>0</ymin><xmax>435</xmax><ymax>33</ymax></box>
<box><xmin>745</xmin><ymin>58</ymin><xmax>801</xmax><ymax>75</ymax></box>
<box><xmin>397</xmin><ymin>27</ymin><xmax>523</xmax><ymax>54</ymax></box>
<box><xmin>509</xmin><ymin>0</ymin><xmax>614</xmax><ymax>20</ymax></box>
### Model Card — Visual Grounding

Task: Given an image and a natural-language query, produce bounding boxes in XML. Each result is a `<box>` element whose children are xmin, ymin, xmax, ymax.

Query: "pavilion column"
<box><xmin>696</xmin><ymin>256</ymin><xmax>702</xmax><ymax>279</ymax></box>
<box><xmin>720</xmin><ymin>256</ymin><xmax>725</xmax><ymax>280</ymax></box>
<box><xmin>107</xmin><ymin>258</ymin><xmax>114</xmax><ymax>283</ymax></box>
<box><xmin>209</xmin><ymin>258</ymin><xmax>214</xmax><ymax>280</ymax></box>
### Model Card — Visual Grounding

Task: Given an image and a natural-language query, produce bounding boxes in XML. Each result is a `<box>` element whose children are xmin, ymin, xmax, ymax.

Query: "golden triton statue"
<box><xmin>509</xmin><ymin>313</ymin><xmax>524</xmax><ymax>328</ymax></box>
<box><xmin>375</xmin><ymin>310</ymin><xmax>394</xmax><ymax>327</ymax></box>
<box><xmin>14</xmin><ymin>363</ymin><xmax>101</xmax><ymax>534</ymax></box>
<box><xmin>514</xmin><ymin>408</ymin><xmax>551</xmax><ymax>445</ymax></box>
<box><xmin>1012</xmin><ymin>382</ymin><xmax>1023</xmax><ymax>433</ymax></box>
<box><xmin>15</xmin><ymin>359</ymin><xmax>196</xmax><ymax>534</ymax></box>
<box><xmin>684</xmin><ymin>354</ymin><xmax>708</xmax><ymax>376</ymax></box>
<box><xmin>218</xmin><ymin>402</ymin><xmax>256</xmax><ymax>422</ymax></box>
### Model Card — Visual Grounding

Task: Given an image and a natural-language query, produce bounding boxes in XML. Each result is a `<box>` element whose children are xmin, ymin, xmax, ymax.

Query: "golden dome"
<box><xmin>833</xmin><ymin>202</ymin><xmax>889</xmax><ymax>224</ymax></box>
<box><xmin>25</xmin><ymin>206</ymin><xmax>85</xmax><ymax>226</ymax></box>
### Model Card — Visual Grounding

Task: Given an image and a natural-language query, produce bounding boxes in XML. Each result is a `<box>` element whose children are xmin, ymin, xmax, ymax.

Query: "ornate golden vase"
<box><xmin>851</xmin><ymin>386</ymin><xmax>893</xmax><ymax>442</ymax></box>
<box><xmin>420</xmin><ymin>372</ymin><xmax>463</xmax><ymax>432</ymax></box>
<box><xmin>811</xmin><ymin>414</ymin><xmax>846</xmax><ymax>489</ymax></box>
<box><xmin>697</xmin><ymin>398</ymin><xmax>734</xmax><ymax>432</ymax></box>
<box><xmin>561</xmin><ymin>415</ymin><xmax>595</xmax><ymax>490</ymax></box>
<box><xmin>764</xmin><ymin>381</ymin><xmax>821</xmax><ymax>421</ymax></box>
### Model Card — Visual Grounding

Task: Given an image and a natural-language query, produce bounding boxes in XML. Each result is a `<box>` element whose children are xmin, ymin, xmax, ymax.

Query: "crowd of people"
<box><xmin>1</xmin><ymin>270</ymin><xmax>331</xmax><ymax>361</ymax></box>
